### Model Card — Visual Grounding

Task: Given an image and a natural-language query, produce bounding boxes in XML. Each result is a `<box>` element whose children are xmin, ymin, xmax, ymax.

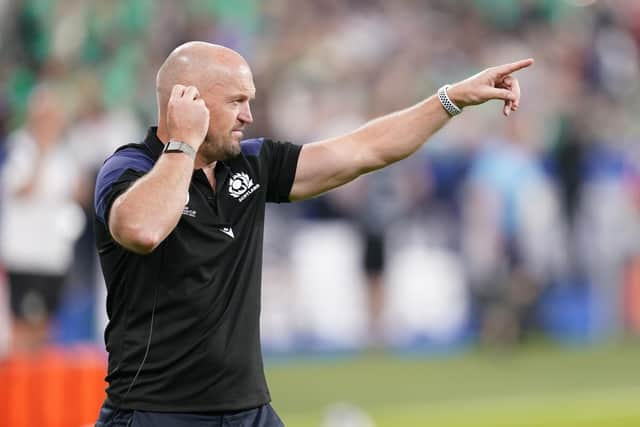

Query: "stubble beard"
<box><xmin>201</xmin><ymin>136</ymin><xmax>241</xmax><ymax>161</ymax></box>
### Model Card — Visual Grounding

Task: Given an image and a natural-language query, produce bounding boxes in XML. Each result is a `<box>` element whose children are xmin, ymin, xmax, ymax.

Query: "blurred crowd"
<box><xmin>1</xmin><ymin>0</ymin><xmax>640</xmax><ymax>357</ymax></box>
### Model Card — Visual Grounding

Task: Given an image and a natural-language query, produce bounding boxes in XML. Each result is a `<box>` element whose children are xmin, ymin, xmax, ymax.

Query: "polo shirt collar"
<box><xmin>143</xmin><ymin>126</ymin><xmax>165</xmax><ymax>160</ymax></box>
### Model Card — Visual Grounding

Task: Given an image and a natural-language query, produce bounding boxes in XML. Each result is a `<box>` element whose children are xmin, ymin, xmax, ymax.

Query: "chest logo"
<box><xmin>228</xmin><ymin>172</ymin><xmax>260</xmax><ymax>202</ymax></box>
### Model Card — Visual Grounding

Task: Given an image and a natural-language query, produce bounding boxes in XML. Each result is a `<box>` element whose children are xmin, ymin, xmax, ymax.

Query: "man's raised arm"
<box><xmin>109</xmin><ymin>85</ymin><xmax>209</xmax><ymax>254</ymax></box>
<box><xmin>289</xmin><ymin>58</ymin><xmax>533</xmax><ymax>201</ymax></box>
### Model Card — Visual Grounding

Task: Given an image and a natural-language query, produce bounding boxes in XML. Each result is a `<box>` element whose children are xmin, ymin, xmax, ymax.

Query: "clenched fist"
<box><xmin>447</xmin><ymin>58</ymin><xmax>534</xmax><ymax>117</ymax></box>
<box><xmin>167</xmin><ymin>84</ymin><xmax>210</xmax><ymax>149</ymax></box>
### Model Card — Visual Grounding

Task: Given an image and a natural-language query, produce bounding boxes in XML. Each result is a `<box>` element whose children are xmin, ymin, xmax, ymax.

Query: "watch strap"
<box><xmin>437</xmin><ymin>85</ymin><xmax>462</xmax><ymax>117</ymax></box>
<box><xmin>164</xmin><ymin>140</ymin><xmax>196</xmax><ymax>160</ymax></box>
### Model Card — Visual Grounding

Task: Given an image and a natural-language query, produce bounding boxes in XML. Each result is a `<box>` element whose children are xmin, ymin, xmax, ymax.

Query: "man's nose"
<box><xmin>239</xmin><ymin>103</ymin><xmax>253</xmax><ymax>124</ymax></box>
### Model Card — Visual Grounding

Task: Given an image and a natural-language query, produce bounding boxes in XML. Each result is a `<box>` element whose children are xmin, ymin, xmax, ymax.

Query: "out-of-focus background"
<box><xmin>1</xmin><ymin>0</ymin><xmax>640</xmax><ymax>426</ymax></box>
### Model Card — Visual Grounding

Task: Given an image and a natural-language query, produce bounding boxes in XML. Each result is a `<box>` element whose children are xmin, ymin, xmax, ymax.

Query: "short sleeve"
<box><xmin>262</xmin><ymin>139</ymin><xmax>302</xmax><ymax>203</ymax></box>
<box><xmin>94</xmin><ymin>148</ymin><xmax>154</xmax><ymax>225</ymax></box>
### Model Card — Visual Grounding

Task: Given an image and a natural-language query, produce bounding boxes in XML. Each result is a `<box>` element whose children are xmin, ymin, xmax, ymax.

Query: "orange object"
<box><xmin>75</xmin><ymin>347</ymin><xmax>108</xmax><ymax>426</ymax></box>
<box><xmin>4</xmin><ymin>356</ymin><xmax>31</xmax><ymax>427</ymax></box>
<box><xmin>39</xmin><ymin>350</ymin><xmax>67</xmax><ymax>427</ymax></box>
<box><xmin>0</xmin><ymin>346</ymin><xmax>107</xmax><ymax>427</ymax></box>
<box><xmin>624</xmin><ymin>256</ymin><xmax>640</xmax><ymax>333</ymax></box>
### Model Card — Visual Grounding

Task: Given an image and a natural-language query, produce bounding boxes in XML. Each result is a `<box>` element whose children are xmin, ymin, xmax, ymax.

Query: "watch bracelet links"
<box><xmin>164</xmin><ymin>140</ymin><xmax>196</xmax><ymax>160</ymax></box>
<box><xmin>437</xmin><ymin>84</ymin><xmax>462</xmax><ymax>117</ymax></box>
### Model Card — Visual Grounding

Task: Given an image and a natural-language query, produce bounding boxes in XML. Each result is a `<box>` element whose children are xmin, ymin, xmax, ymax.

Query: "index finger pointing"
<box><xmin>493</xmin><ymin>58</ymin><xmax>534</xmax><ymax>77</ymax></box>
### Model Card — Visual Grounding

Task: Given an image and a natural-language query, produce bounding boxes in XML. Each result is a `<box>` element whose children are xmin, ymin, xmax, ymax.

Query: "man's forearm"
<box><xmin>350</xmin><ymin>94</ymin><xmax>451</xmax><ymax>174</ymax></box>
<box><xmin>110</xmin><ymin>82</ymin><xmax>210</xmax><ymax>253</ymax></box>
<box><xmin>289</xmin><ymin>95</ymin><xmax>453</xmax><ymax>201</ymax></box>
<box><xmin>109</xmin><ymin>153</ymin><xmax>194</xmax><ymax>253</ymax></box>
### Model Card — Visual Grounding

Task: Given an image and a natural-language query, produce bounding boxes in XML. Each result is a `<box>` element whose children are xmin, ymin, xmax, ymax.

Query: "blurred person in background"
<box><xmin>93</xmin><ymin>40</ymin><xmax>531</xmax><ymax>426</ymax></box>
<box><xmin>0</xmin><ymin>85</ymin><xmax>85</xmax><ymax>353</ymax></box>
<box><xmin>462</xmin><ymin>114</ymin><xmax>566</xmax><ymax>347</ymax></box>
<box><xmin>296</xmin><ymin>170</ymin><xmax>402</xmax><ymax>347</ymax></box>
<box><xmin>65</xmin><ymin>73</ymin><xmax>141</xmax><ymax>322</ymax></box>
<box><xmin>0</xmin><ymin>95</ymin><xmax>10</xmax><ymax>359</ymax></box>
<box><xmin>0</xmin><ymin>266</ymin><xmax>9</xmax><ymax>359</ymax></box>
<box><xmin>357</xmin><ymin>173</ymin><xmax>395</xmax><ymax>347</ymax></box>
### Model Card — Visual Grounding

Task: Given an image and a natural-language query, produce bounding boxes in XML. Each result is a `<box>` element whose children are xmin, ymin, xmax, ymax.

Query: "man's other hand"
<box><xmin>447</xmin><ymin>58</ymin><xmax>534</xmax><ymax>117</ymax></box>
<box><xmin>167</xmin><ymin>84</ymin><xmax>210</xmax><ymax>149</ymax></box>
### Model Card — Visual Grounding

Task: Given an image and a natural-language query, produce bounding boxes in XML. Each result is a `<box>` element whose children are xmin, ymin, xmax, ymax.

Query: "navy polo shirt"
<box><xmin>94</xmin><ymin>127</ymin><xmax>301</xmax><ymax>412</ymax></box>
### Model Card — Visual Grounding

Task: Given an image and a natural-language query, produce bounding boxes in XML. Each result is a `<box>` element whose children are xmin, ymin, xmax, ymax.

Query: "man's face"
<box><xmin>199</xmin><ymin>65</ymin><xmax>255</xmax><ymax>161</ymax></box>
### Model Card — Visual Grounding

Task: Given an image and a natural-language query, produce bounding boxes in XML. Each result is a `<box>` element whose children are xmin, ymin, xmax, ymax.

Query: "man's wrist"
<box><xmin>437</xmin><ymin>85</ymin><xmax>463</xmax><ymax>117</ymax></box>
<box><xmin>164</xmin><ymin>140</ymin><xmax>197</xmax><ymax>160</ymax></box>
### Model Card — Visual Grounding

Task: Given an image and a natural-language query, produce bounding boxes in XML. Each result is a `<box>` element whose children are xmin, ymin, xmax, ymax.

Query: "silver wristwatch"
<box><xmin>164</xmin><ymin>140</ymin><xmax>196</xmax><ymax>160</ymax></box>
<box><xmin>437</xmin><ymin>85</ymin><xmax>462</xmax><ymax>117</ymax></box>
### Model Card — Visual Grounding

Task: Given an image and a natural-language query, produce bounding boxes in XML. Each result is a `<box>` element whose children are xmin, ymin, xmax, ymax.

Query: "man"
<box><xmin>94</xmin><ymin>41</ymin><xmax>532</xmax><ymax>426</ymax></box>
<box><xmin>2</xmin><ymin>85</ymin><xmax>84</xmax><ymax>353</ymax></box>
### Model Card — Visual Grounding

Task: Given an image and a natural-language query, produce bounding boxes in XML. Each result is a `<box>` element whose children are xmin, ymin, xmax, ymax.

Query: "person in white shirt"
<box><xmin>0</xmin><ymin>85</ymin><xmax>84</xmax><ymax>352</ymax></box>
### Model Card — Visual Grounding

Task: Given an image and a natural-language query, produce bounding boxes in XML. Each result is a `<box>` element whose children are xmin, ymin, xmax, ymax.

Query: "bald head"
<box><xmin>155</xmin><ymin>41</ymin><xmax>256</xmax><ymax>161</ymax></box>
<box><xmin>156</xmin><ymin>42</ymin><xmax>251</xmax><ymax>115</ymax></box>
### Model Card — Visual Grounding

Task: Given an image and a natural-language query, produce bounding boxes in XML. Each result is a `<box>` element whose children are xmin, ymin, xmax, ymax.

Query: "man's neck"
<box><xmin>156</xmin><ymin>122</ymin><xmax>170</xmax><ymax>144</ymax></box>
